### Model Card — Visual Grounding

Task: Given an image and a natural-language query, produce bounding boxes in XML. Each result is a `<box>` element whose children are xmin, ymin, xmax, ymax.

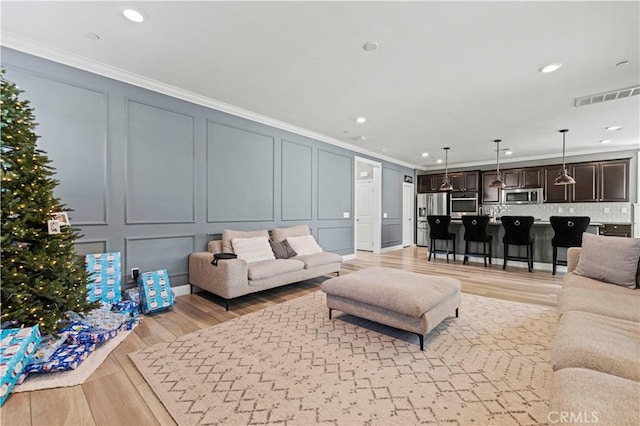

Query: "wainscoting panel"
<box><xmin>383</xmin><ymin>167</ymin><xmax>402</xmax><ymax>220</ymax></box>
<box><xmin>281</xmin><ymin>140</ymin><xmax>313</xmax><ymax>221</ymax></box>
<box><xmin>126</xmin><ymin>101</ymin><xmax>195</xmax><ymax>224</ymax></box>
<box><xmin>4</xmin><ymin>67</ymin><xmax>108</xmax><ymax>225</ymax></box>
<box><xmin>125</xmin><ymin>235</ymin><xmax>195</xmax><ymax>287</ymax></box>
<box><xmin>317</xmin><ymin>226</ymin><xmax>353</xmax><ymax>255</ymax></box>
<box><xmin>75</xmin><ymin>240</ymin><xmax>107</xmax><ymax>256</ymax></box>
<box><xmin>207</xmin><ymin>121</ymin><xmax>275</xmax><ymax>223</ymax></box>
<box><xmin>382</xmin><ymin>223</ymin><xmax>402</xmax><ymax>246</ymax></box>
<box><xmin>318</xmin><ymin>150</ymin><xmax>353</xmax><ymax>220</ymax></box>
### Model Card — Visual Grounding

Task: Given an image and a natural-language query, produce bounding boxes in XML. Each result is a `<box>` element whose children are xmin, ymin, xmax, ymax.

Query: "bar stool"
<box><xmin>462</xmin><ymin>215</ymin><xmax>492</xmax><ymax>267</ymax></box>
<box><xmin>550</xmin><ymin>216</ymin><xmax>591</xmax><ymax>275</ymax></box>
<box><xmin>501</xmin><ymin>216</ymin><xmax>534</xmax><ymax>272</ymax></box>
<box><xmin>427</xmin><ymin>215</ymin><xmax>456</xmax><ymax>263</ymax></box>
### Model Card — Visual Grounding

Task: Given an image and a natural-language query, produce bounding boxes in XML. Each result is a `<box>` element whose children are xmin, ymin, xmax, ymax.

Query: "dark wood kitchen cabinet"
<box><xmin>522</xmin><ymin>167</ymin><xmax>543</xmax><ymax>188</ymax></box>
<box><xmin>569</xmin><ymin>159</ymin><xmax>629</xmax><ymax>202</ymax></box>
<box><xmin>599</xmin><ymin>160</ymin><xmax>628</xmax><ymax>201</ymax></box>
<box><xmin>481</xmin><ymin>171</ymin><xmax>501</xmax><ymax>204</ymax></box>
<box><xmin>544</xmin><ymin>165</ymin><xmax>568</xmax><ymax>202</ymax></box>
<box><xmin>502</xmin><ymin>170</ymin><xmax>521</xmax><ymax>188</ymax></box>
<box><xmin>450</xmin><ymin>171</ymin><xmax>479</xmax><ymax>191</ymax></box>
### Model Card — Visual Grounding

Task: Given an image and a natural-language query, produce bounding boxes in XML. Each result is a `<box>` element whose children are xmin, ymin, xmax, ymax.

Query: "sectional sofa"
<box><xmin>549</xmin><ymin>233</ymin><xmax>640</xmax><ymax>425</ymax></box>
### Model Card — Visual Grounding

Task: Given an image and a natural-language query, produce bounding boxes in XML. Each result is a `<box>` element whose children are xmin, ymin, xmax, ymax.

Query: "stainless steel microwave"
<box><xmin>450</xmin><ymin>196</ymin><xmax>478</xmax><ymax>217</ymax></box>
<box><xmin>501</xmin><ymin>188</ymin><xmax>543</xmax><ymax>204</ymax></box>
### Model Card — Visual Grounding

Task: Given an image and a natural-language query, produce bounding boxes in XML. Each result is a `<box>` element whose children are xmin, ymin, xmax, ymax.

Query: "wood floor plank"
<box><xmin>30</xmin><ymin>386</ymin><xmax>95</xmax><ymax>426</ymax></box>
<box><xmin>3</xmin><ymin>246</ymin><xmax>568</xmax><ymax>425</ymax></box>
<box><xmin>1</xmin><ymin>392</ymin><xmax>31</xmax><ymax>426</ymax></box>
<box><xmin>82</xmin><ymin>371</ymin><xmax>159</xmax><ymax>426</ymax></box>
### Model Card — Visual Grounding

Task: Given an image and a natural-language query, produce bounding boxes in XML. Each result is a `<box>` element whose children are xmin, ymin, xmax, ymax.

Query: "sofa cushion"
<box><xmin>552</xmin><ymin>310</ymin><xmax>640</xmax><ymax>381</ymax></box>
<box><xmin>247</xmin><ymin>259</ymin><xmax>304</xmax><ymax>281</ymax></box>
<box><xmin>550</xmin><ymin>368</ymin><xmax>639</xmax><ymax>426</ymax></box>
<box><xmin>558</xmin><ymin>286</ymin><xmax>640</xmax><ymax>322</ymax></box>
<box><xmin>269</xmin><ymin>239</ymin><xmax>297</xmax><ymax>259</ymax></box>
<box><xmin>287</xmin><ymin>235</ymin><xmax>323</xmax><ymax>256</ymax></box>
<box><xmin>562</xmin><ymin>271</ymin><xmax>639</xmax><ymax>295</ymax></box>
<box><xmin>574</xmin><ymin>233</ymin><xmax>640</xmax><ymax>289</ymax></box>
<box><xmin>294</xmin><ymin>252</ymin><xmax>343</xmax><ymax>269</ymax></box>
<box><xmin>222</xmin><ymin>229</ymin><xmax>269</xmax><ymax>254</ymax></box>
<box><xmin>270</xmin><ymin>225</ymin><xmax>310</xmax><ymax>243</ymax></box>
<box><xmin>231</xmin><ymin>236</ymin><xmax>275</xmax><ymax>264</ymax></box>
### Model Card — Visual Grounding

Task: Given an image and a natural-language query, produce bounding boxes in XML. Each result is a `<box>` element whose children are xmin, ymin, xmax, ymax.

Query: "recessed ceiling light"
<box><xmin>356</xmin><ymin>117</ymin><xmax>367</xmax><ymax>124</ymax></box>
<box><xmin>122</xmin><ymin>8</ymin><xmax>145</xmax><ymax>23</ymax></box>
<box><xmin>539</xmin><ymin>63</ymin><xmax>563</xmax><ymax>73</ymax></box>
<box><xmin>421</xmin><ymin>152</ymin><xmax>429</xmax><ymax>157</ymax></box>
<box><xmin>600</xmin><ymin>139</ymin><xmax>612</xmax><ymax>144</ymax></box>
<box><xmin>353</xmin><ymin>136</ymin><xmax>366</xmax><ymax>141</ymax></box>
<box><xmin>436</xmin><ymin>159</ymin><xmax>443</xmax><ymax>164</ymax></box>
<box><xmin>605</xmin><ymin>125</ymin><xmax>622</xmax><ymax>131</ymax></box>
<box><xmin>504</xmin><ymin>150</ymin><xmax>513</xmax><ymax>155</ymax></box>
<box><xmin>363</xmin><ymin>41</ymin><xmax>380</xmax><ymax>52</ymax></box>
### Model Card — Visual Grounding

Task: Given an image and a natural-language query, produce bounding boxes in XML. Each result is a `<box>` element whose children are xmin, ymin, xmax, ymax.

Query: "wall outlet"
<box><xmin>557</xmin><ymin>207</ymin><xmax>564</xmax><ymax>213</ymax></box>
<box><xmin>383</xmin><ymin>212</ymin><xmax>388</xmax><ymax>218</ymax></box>
<box><xmin>604</xmin><ymin>207</ymin><xmax>610</xmax><ymax>214</ymax></box>
<box><xmin>131</xmin><ymin>268</ymin><xmax>140</xmax><ymax>280</ymax></box>
<box><xmin>569</xmin><ymin>207</ymin><xmax>575</xmax><ymax>213</ymax></box>
<box><xmin>343</xmin><ymin>212</ymin><xmax>350</xmax><ymax>219</ymax></box>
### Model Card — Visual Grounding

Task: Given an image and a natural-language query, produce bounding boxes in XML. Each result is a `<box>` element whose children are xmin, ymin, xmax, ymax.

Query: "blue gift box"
<box><xmin>137</xmin><ymin>269</ymin><xmax>174</xmax><ymax>314</ymax></box>
<box><xmin>85</xmin><ymin>252</ymin><xmax>122</xmax><ymax>304</ymax></box>
<box><xmin>0</xmin><ymin>326</ymin><xmax>42</xmax><ymax>406</ymax></box>
<box><xmin>23</xmin><ymin>342</ymin><xmax>96</xmax><ymax>374</ymax></box>
<box><xmin>27</xmin><ymin>333</ymin><xmax>69</xmax><ymax>366</ymax></box>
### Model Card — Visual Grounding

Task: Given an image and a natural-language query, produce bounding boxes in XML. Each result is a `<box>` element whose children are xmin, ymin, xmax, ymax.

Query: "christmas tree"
<box><xmin>1</xmin><ymin>71</ymin><xmax>98</xmax><ymax>335</ymax></box>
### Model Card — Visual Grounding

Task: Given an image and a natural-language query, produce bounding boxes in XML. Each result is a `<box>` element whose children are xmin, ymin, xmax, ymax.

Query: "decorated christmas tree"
<box><xmin>1</xmin><ymin>71</ymin><xmax>98</xmax><ymax>335</ymax></box>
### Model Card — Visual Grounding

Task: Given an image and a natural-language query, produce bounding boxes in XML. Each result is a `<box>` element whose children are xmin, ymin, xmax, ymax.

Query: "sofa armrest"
<box><xmin>567</xmin><ymin>247</ymin><xmax>581</xmax><ymax>273</ymax></box>
<box><xmin>188</xmin><ymin>252</ymin><xmax>248</xmax><ymax>299</ymax></box>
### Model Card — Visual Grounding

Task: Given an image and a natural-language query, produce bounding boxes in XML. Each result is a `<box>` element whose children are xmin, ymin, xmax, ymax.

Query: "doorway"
<box><xmin>354</xmin><ymin>157</ymin><xmax>382</xmax><ymax>254</ymax></box>
<box><xmin>402</xmin><ymin>182</ymin><xmax>415</xmax><ymax>246</ymax></box>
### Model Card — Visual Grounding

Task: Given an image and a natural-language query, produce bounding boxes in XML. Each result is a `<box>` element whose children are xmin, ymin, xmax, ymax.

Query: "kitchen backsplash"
<box><xmin>480</xmin><ymin>202</ymin><xmax>632</xmax><ymax>223</ymax></box>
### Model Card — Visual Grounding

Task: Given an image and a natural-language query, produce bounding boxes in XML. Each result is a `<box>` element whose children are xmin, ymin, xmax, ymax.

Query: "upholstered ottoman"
<box><xmin>320</xmin><ymin>267</ymin><xmax>461</xmax><ymax>350</ymax></box>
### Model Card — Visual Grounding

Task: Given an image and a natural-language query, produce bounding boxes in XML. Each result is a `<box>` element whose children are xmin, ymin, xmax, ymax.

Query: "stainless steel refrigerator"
<box><xmin>416</xmin><ymin>192</ymin><xmax>449</xmax><ymax>247</ymax></box>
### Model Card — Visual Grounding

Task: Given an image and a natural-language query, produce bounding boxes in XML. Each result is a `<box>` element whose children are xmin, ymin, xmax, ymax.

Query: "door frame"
<box><xmin>354</xmin><ymin>156</ymin><xmax>382</xmax><ymax>255</ymax></box>
<box><xmin>402</xmin><ymin>182</ymin><xmax>415</xmax><ymax>246</ymax></box>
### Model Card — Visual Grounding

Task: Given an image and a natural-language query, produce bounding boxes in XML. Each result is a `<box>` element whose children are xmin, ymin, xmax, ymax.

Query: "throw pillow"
<box><xmin>269</xmin><ymin>240</ymin><xmax>297</xmax><ymax>259</ymax></box>
<box><xmin>231</xmin><ymin>236</ymin><xmax>276</xmax><ymax>264</ymax></box>
<box><xmin>271</xmin><ymin>225</ymin><xmax>311</xmax><ymax>243</ymax></box>
<box><xmin>575</xmin><ymin>233</ymin><xmax>640</xmax><ymax>289</ymax></box>
<box><xmin>222</xmin><ymin>229</ymin><xmax>269</xmax><ymax>254</ymax></box>
<box><xmin>286</xmin><ymin>235</ymin><xmax>323</xmax><ymax>256</ymax></box>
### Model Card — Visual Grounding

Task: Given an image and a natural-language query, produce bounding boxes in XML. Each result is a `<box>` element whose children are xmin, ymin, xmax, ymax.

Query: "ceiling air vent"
<box><xmin>575</xmin><ymin>86</ymin><xmax>640</xmax><ymax>107</ymax></box>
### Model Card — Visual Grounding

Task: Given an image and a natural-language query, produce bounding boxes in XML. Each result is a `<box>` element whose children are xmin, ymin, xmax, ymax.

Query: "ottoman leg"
<box><xmin>329</xmin><ymin>308</ymin><xmax>333</xmax><ymax>319</ymax></box>
<box><xmin>417</xmin><ymin>334</ymin><xmax>424</xmax><ymax>351</ymax></box>
<box><xmin>456</xmin><ymin>307</ymin><xmax>459</xmax><ymax>317</ymax></box>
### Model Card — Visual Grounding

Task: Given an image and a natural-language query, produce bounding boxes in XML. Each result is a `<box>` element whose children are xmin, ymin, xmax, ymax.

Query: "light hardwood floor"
<box><xmin>1</xmin><ymin>246</ymin><xmax>564</xmax><ymax>425</ymax></box>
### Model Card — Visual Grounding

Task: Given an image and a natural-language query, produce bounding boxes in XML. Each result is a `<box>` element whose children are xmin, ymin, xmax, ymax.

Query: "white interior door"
<box><xmin>356</xmin><ymin>180</ymin><xmax>374</xmax><ymax>251</ymax></box>
<box><xmin>402</xmin><ymin>183</ymin><xmax>414</xmax><ymax>246</ymax></box>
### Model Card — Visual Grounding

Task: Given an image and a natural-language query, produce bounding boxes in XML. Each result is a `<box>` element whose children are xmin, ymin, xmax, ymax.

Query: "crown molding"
<box><xmin>1</xmin><ymin>34</ymin><xmax>418</xmax><ymax>170</ymax></box>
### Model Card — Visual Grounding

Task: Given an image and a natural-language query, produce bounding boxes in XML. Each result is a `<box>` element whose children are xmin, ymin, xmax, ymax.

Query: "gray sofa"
<box><xmin>188</xmin><ymin>225</ymin><xmax>342</xmax><ymax>309</ymax></box>
<box><xmin>549</xmin><ymin>238</ymin><xmax>640</xmax><ymax>426</ymax></box>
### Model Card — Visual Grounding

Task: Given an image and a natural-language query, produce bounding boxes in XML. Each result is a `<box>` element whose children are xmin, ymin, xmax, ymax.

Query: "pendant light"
<box><xmin>489</xmin><ymin>139</ymin><xmax>506</xmax><ymax>188</ymax></box>
<box><xmin>554</xmin><ymin>129</ymin><xmax>576</xmax><ymax>185</ymax></box>
<box><xmin>439</xmin><ymin>147</ymin><xmax>453</xmax><ymax>191</ymax></box>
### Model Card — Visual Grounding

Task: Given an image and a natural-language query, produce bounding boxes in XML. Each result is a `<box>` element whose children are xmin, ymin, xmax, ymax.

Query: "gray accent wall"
<box><xmin>2</xmin><ymin>48</ymin><xmax>414</xmax><ymax>287</ymax></box>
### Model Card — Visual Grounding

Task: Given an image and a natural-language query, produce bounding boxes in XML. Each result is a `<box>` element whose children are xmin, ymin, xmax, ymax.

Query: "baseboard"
<box><xmin>381</xmin><ymin>244</ymin><xmax>404</xmax><ymax>253</ymax></box>
<box><xmin>342</xmin><ymin>254</ymin><xmax>357</xmax><ymax>261</ymax></box>
<box><xmin>172</xmin><ymin>284</ymin><xmax>192</xmax><ymax>297</ymax></box>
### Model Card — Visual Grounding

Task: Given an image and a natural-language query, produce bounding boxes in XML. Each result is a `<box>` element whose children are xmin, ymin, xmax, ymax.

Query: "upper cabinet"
<box><xmin>544</xmin><ymin>165</ymin><xmax>569</xmax><ymax>202</ymax></box>
<box><xmin>481</xmin><ymin>171</ymin><xmax>501</xmax><ymax>204</ymax></box>
<box><xmin>571</xmin><ymin>159</ymin><xmax>629</xmax><ymax>202</ymax></box>
<box><xmin>418</xmin><ymin>171</ymin><xmax>477</xmax><ymax>192</ymax></box>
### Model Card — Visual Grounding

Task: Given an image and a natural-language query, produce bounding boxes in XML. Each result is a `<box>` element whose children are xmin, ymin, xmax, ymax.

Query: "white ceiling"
<box><xmin>1</xmin><ymin>1</ymin><xmax>639</xmax><ymax>170</ymax></box>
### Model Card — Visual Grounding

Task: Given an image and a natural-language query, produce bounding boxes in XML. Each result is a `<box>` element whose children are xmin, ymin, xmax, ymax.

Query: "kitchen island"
<box><xmin>446</xmin><ymin>218</ymin><xmax>603</xmax><ymax>267</ymax></box>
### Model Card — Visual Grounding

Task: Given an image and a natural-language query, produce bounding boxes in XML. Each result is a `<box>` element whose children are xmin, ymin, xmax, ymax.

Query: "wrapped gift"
<box><xmin>0</xmin><ymin>326</ymin><xmax>42</xmax><ymax>406</ymax></box>
<box><xmin>111</xmin><ymin>300</ymin><xmax>140</xmax><ymax>317</ymax></box>
<box><xmin>26</xmin><ymin>333</ymin><xmax>69</xmax><ymax>366</ymax></box>
<box><xmin>23</xmin><ymin>342</ymin><xmax>96</xmax><ymax>374</ymax></box>
<box><xmin>85</xmin><ymin>252</ymin><xmax>122</xmax><ymax>304</ymax></box>
<box><xmin>124</xmin><ymin>288</ymin><xmax>140</xmax><ymax>304</ymax></box>
<box><xmin>137</xmin><ymin>269</ymin><xmax>174</xmax><ymax>314</ymax></box>
<box><xmin>60</xmin><ymin>322</ymin><xmax>123</xmax><ymax>345</ymax></box>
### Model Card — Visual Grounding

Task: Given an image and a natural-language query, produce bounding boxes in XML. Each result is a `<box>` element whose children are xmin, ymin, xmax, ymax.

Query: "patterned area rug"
<box><xmin>130</xmin><ymin>292</ymin><xmax>557</xmax><ymax>425</ymax></box>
